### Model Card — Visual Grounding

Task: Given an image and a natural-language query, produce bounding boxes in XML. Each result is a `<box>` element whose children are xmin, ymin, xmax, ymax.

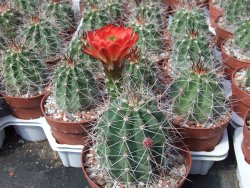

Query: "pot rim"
<box><xmin>215</xmin><ymin>16</ymin><xmax>233</xmax><ymax>35</ymax></box>
<box><xmin>232</xmin><ymin>65</ymin><xmax>250</xmax><ymax>96</ymax></box>
<box><xmin>81</xmin><ymin>141</ymin><xmax>192</xmax><ymax>188</ymax></box>
<box><xmin>0</xmin><ymin>91</ymin><xmax>47</xmax><ymax>100</ymax></box>
<box><xmin>41</xmin><ymin>92</ymin><xmax>96</xmax><ymax>125</ymax></box>
<box><xmin>221</xmin><ymin>39</ymin><xmax>250</xmax><ymax>64</ymax></box>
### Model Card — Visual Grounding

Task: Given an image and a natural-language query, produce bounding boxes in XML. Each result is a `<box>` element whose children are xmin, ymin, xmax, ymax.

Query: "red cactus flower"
<box><xmin>83</xmin><ymin>24</ymin><xmax>139</xmax><ymax>70</ymax></box>
<box><xmin>143</xmin><ymin>138</ymin><xmax>154</xmax><ymax>148</ymax></box>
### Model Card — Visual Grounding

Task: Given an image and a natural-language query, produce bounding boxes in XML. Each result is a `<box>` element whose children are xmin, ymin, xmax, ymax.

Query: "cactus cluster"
<box><xmin>224</xmin><ymin>0</ymin><xmax>250</xmax><ymax>25</ymax></box>
<box><xmin>1</xmin><ymin>43</ymin><xmax>48</xmax><ymax>96</ymax></box>
<box><xmin>42</xmin><ymin>0</ymin><xmax>76</xmax><ymax>31</ymax></box>
<box><xmin>12</xmin><ymin>0</ymin><xmax>41</xmax><ymax>13</ymax></box>
<box><xmin>53</xmin><ymin>58</ymin><xmax>98</xmax><ymax>113</ymax></box>
<box><xmin>235</xmin><ymin>20</ymin><xmax>250</xmax><ymax>51</ymax></box>
<box><xmin>21</xmin><ymin>15</ymin><xmax>62</xmax><ymax>59</ymax></box>
<box><xmin>169</xmin><ymin>64</ymin><xmax>225</xmax><ymax>124</ymax></box>
<box><xmin>96</xmin><ymin>96</ymin><xmax>170</xmax><ymax>185</ymax></box>
<box><xmin>169</xmin><ymin>7</ymin><xmax>209</xmax><ymax>39</ymax></box>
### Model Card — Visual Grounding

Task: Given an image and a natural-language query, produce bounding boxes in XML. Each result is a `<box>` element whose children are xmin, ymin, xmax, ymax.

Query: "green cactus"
<box><xmin>235</xmin><ymin>20</ymin><xmax>250</xmax><ymax>51</ymax></box>
<box><xmin>169</xmin><ymin>7</ymin><xmax>209</xmax><ymax>39</ymax></box>
<box><xmin>80</xmin><ymin>0</ymin><xmax>121</xmax><ymax>32</ymax></box>
<box><xmin>169</xmin><ymin>64</ymin><xmax>225</xmax><ymax>124</ymax></box>
<box><xmin>1</xmin><ymin>43</ymin><xmax>48</xmax><ymax>96</ymax></box>
<box><xmin>12</xmin><ymin>0</ymin><xmax>41</xmax><ymax>13</ymax></box>
<box><xmin>224</xmin><ymin>0</ymin><xmax>249</xmax><ymax>25</ymax></box>
<box><xmin>172</xmin><ymin>32</ymin><xmax>213</xmax><ymax>70</ymax></box>
<box><xmin>67</xmin><ymin>35</ymin><xmax>85</xmax><ymax>60</ymax></box>
<box><xmin>246</xmin><ymin>69</ymin><xmax>250</xmax><ymax>86</ymax></box>
<box><xmin>43</xmin><ymin>0</ymin><xmax>76</xmax><ymax>31</ymax></box>
<box><xmin>0</xmin><ymin>3</ymin><xmax>22</xmax><ymax>39</ymax></box>
<box><xmin>21</xmin><ymin>15</ymin><xmax>62</xmax><ymax>59</ymax></box>
<box><xmin>53</xmin><ymin>58</ymin><xmax>98</xmax><ymax>113</ymax></box>
<box><xmin>96</xmin><ymin>96</ymin><xmax>168</xmax><ymax>185</ymax></box>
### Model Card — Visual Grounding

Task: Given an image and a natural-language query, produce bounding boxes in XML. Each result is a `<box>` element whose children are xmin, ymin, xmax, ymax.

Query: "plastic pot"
<box><xmin>221</xmin><ymin>40</ymin><xmax>250</xmax><ymax>80</ymax></box>
<box><xmin>41</xmin><ymin>94</ymin><xmax>94</xmax><ymax>145</ymax></box>
<box><xmin>173</xmin><ymin>119</ymin><xmax>229</xmax><ymax>151</ymax></box>
<box><xmin>242</xmin><ymin>111</ymin><xmax>250</xmax><ymax>164</ymax></box>
<box><xmin>231</xmin><ymin>66</ymin><xmax>250</xmax><ymax>119</ymax></box>
<box><xmin>215</xmin><ymin>16</ymin><xmax>233</xmax><ymax>50</ymax></box>
<box><xmin>209</xmin><ymin>3</ymin><xmax>224</xmax><ymax>28</ymax></box>
<box><xmin>81</xmin><ymin>142</ymin><xmax>192</xmax><ymax>188</ymax></box>
<box><xmin>1</xmin><ymin>92</ymin><xmax>46</xmax><ymax>120</ymax></box>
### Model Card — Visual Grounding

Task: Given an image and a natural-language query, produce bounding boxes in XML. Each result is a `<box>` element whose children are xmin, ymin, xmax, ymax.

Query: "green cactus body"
<box><xmin>97</xmin><ymin>97</ymin><xmax>167</xmax><ymax>185</ymax></box>
<box><xmin>172</xmin><ymin>33</ymin><xmax>213</xmax><ymax>70</ymax></box>
<box><xmin>125</xmin><ymin>58</ymin><xmax>157</xmax><ymax>89</ymax></box>
<box><xmin>43</xmin><ymin>0</ymin><xmax>75</xmax><ymax>30</ymax></box>
<box><xmin>235</xmin><ymin>20</ymin><xmax>250</xmax><ymax>51</ymax></box>
<box><xmin>12</xmin><ymin>0</ymin><xmax>40</xmax><ymax>12</ymax></box>
<box><xmin>170</xmin><ymin>67</ymin><xmax>224</xmax><ymax>123</ymax></box>
<box><xmin>246</xmin><ymin>69</ymin><xmax>250</xmax><ymax>86</ymax></box>
<box><xmin>67</xmin><ymin>36</ymin><xmax>85</xmax><ymax>60</ymax></box>
<box><xmin>22</xmin><ymin>16</ymin><xmax>62</xmax><ymax>58</ymax></box>
<box><xmin>2</xmin><ymin>44</ymin><xmax>47</xmax><ymax>96</ymax></box>
<box><xmin>169</xmin><ymin>8</ymin><xmax>208</xmax><ymax>39</ymax></box>
<box><xmin>130</xmin><ymin>18</ymin><xmax>163</xmax><ymax>53</ymax></box>
<box><xmin>53</xmin><ymin>58</ymin><xmax>98</xmax><ymax>112</ymax></box>
<box><xmin>0</xmin><ymin>4</ymin><xmax>21</xmax><ymax>39</ymax></box>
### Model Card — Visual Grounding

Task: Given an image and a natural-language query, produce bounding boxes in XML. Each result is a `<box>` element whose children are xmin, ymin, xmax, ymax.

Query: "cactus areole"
<box><xmin>83</xmin><ymin>25</ymin><xmax>139</xmax><ymax>98</ymax></box>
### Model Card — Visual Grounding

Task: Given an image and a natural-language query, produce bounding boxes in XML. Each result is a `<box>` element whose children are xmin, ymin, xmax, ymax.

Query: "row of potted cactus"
<box><xmin>0</xmin><ymin>0</ymin><xmax>249</xmax><ymax>187</ymax></box>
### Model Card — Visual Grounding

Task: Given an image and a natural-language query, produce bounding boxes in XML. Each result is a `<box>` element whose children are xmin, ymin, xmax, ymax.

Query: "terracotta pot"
<box><xmin>173</xmin><ymin>119</ymin><xmax>229</xmax><ymax>151</ymax></box>
<box><xmin>221</xmin><ymin>40</ymin><xmax>250</xmax><ymax>80</ymax></box>
<box><xmin>209</xmin><ymin>3</ymin><xmax>224</xmax><ymax>28</ymax></box>
<box><xmin>81</xmin><ymin>142</ymin><xmax>192</xmax><ymax>188</ymax></box>
<box><xmin>41</xmin><ymin>94</ymin><xmax>94</xmax><ymax>145</ymax></box>
<box><xmin>242</xmin><ymin>111</ymin><xmax>250</xmax><ymax>164</ymax></box>
<box><xmin>231</xmin><ymin>66</ymin><xmax>250</xmax><ymax>119</ymax></box>
<box><xmin>1</xmin><ymin>92</ymin><xmax>46</xmax><ymax>119</ymax></box>
<box><xmin>166</xmin><ymin>0</ymin><xmax>208</xmax><ymax>9</ymax></box>
<box><xmin>215</xmin><ymin>16</ymin><xmax>233</xmax><ymax>49</ymax></box>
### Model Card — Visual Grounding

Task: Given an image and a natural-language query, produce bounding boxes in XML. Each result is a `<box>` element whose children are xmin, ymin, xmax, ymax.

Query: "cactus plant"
<box><xmin>53</xmin><ymin>57</ymin><xmax>98</xmax><ymax>113</ymax></box>
<box><xmin>246</xmin><ymin>69</ymin><xmax>250</xmax><ymax>86</ymax></box>
<box><xmin>12</xmin><ymin>0</ymin><xmax>41</xmax><ymax>13</ymax></box>
<box><xmin>169</xmin><ymin>7</ymin><xmax>209</xmax><ymax>39</ymax></box>
<box><xmin>96</xmin><ymin>95</ymin><xmax>169</xmax><ymax>185</ymax></box>
<box><xmin>169</xmin><ymin>63</ymin><xmax>225</xmax><ymax>124</ymax></box>
<box><xmin>1</xmin><ymin>43</ymin><xmax>48</xmax><ymax>96</ymax></box>
<box><xmin>172</xmin><ymin>32</ymin><xmax>213</xmax><ymax>70</ymax></box>
<box><xmin>0</xmin><ymin>3</ymin><xmax>22</xmax><ymax>39</ymax></box>
<box><xmin>42</xmin><ymin>0</ymin><xmax>76</xmax><ymax>31</ymax></box>
<box><xmin>224</xmin><ymin>0</ymin><xmax>249</xmax><ymax>25</ymax></box>
<box><xmin>21</xmin><ymin>15</ymin><xmax>62</xmax><ymax>59</ymax></box>
<box><xmin>234</xmin><ymin>20</ymin><xmax>250</xmax><ymax>51</ymax></box>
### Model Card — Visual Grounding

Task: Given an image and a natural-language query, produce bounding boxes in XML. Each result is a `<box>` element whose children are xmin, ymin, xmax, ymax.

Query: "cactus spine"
<box><xmin>169</xmin><ymin>64</ymin><xmax>225</xmax><ymax>124</ymax></box>
<box><xmin>96</xmin><ymin>96</ymin><xmax>168</xmax><ymax>185</ymax></box>
<box><xmin>21</xmin><ymin>15</ymin><xmax>62</xmax><ymax>59</ymax></box>
<box><xmin>53</xmin><ymin>58</ymin><xmax>98</xmax><ymax>113</ymax></box>
<box><xmin>1</xmin><ymin>43</ymin><xmax>48</xmax><ymax>96</ymax></box>
<box><xmin>235</xmin><ymin>20</ymin><xmax>250</xmax><ymax>51</ymax></box>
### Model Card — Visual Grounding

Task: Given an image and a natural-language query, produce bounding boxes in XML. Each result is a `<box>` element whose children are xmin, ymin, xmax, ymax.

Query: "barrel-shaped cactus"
<box><xmin>43</xmin><ymin>0</ymin><xmax>76</xmax><ymax>30</ymax></box>
<box><xmin>1</xmin><ymin>43</ymin><xmax>48</xmax><ymax>96</ymax></box>
<box><xmin>12</xmin><ymin>0</ymin><xmax>41</xmax><ymax>13</ymax></box>
<box><xmin>0</xmin><ymin>3</ymin><xmax>22</xmax><ymax>39</ymax></box>
<box><xmin>53</xmin><ymin>58</ymin><xmax>98</xmax><ymax>113</ymax></box>
<box><xmin>172</xmin><ymin>33</ymin><xmax>213</xmax><ymax>70</ymax></box>
<box><xmin>21</xmin><ymin>15</ymin><xmax>62</xmax><ymax>59</ymax></box>
<box><xmin>224</xmin><ymin>0</ymin><xmax>249</xmax><ymax>25</ymax></box>
<box><xmin>169</xmin><ymin>64</ymin><xmax>225</xmax><ymax>124</ymax></box>
<box><xmin>96</xmin><ymin>96</ymin><xmax>168</xmax><ymax>185</ymax></box>
<box><xmin>235</xmin><ymin>20</ymin><xmax>250</xmax><ymax>51</ymax></box>
<box><xmin>169</xmin><ymin>7</ymin><xmax>209</xmax><ymax>39</ymax></box>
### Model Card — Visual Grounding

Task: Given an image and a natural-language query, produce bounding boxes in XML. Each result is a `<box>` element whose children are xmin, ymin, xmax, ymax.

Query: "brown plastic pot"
<box><xmin>215</xmin><ymin>16</ymin><xmax>233</xmax><ymax>49</ymax></box>
<box><xmin>209</xmin><ymin>3</ymin><xmax>224</xmax><ymax>28</ymax></box>
<box><xmin>1</xmin><ymin>92</ymin><xmax>46</xmax><ymax>119</ymax></box>
<box><xmin>242</xmin><ymin>111</ymin><xmax>250</xmax><ymax>164</ymax></box>
<box><xmin>173</xmin><ymin>119</ymin><xmax>229</xmax><ymax>151</ymax></box>
<box><xmin>41</xmin><ymin>94</ymin><xmax>94</xmax><ymax>145</ymax></box>
<box><xmin>231</xmin><ymin>66</ymin><xmax>250</xmax><ymax>119</ymax></box>
<box><xmin>166</xmin><ymin>0</ymin><xmax>208</xmax><ymax>9</ymax></box>
<box><xmin>221</xmin><ymin>40</ymin><xmax>250</xmax><ymax>80</ymax></box>
<box><xmin>81</xmin><ymin>142</ymin><xmax>192</xmax><ymax>188</ymax></box>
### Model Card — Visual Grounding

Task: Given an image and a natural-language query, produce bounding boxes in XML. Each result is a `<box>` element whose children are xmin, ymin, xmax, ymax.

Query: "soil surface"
<box><xmin>0</xmin><ymin>126</ymin><xmax>239</xmax><ymax>188</ymax></box>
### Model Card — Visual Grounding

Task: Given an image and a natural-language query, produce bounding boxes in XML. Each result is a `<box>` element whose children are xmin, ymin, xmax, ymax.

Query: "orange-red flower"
<box><xmin>83</xmin><ymin>25</ymin><xmax>139</xmax><ymax>70</ymax></box>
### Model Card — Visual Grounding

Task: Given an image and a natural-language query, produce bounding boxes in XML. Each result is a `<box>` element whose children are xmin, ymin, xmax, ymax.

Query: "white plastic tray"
<box><xmin>234</xmin><ymin>128</ymin><xmax>250</xmax><ymax>188</ymax></box>
<box><xmin>0</xmin><ymin>115</ymin><xmax>47</xmax><ymax>142</ymax></box>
